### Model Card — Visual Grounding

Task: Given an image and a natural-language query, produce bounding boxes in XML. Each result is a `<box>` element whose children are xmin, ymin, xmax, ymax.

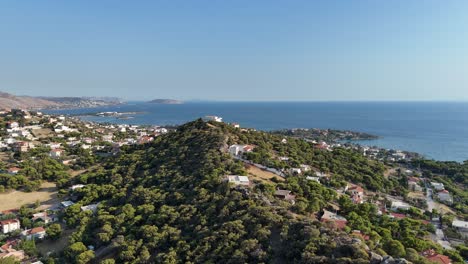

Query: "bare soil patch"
<box><xmin>0</xmin><ymin>182</ymin><xmax>58</xmax><ymax>211</ymax></box>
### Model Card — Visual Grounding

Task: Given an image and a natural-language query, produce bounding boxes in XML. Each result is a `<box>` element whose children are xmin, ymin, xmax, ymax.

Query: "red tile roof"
<box><xmin>0</xmin><ymin>219</ymin><xmax>19</xmax><ymax>225</ymax></box>
<box><xmin>391</xmin><ymin>213</ymin><xmax>406</xmax><ymax>219</ymax></box>
<box><xmin>28</xmin><ymin>227</ymin><xmax>45</xmax><ymax>235</ymax></box>
<box><xmin>421</xmin><ymin>249</ymin><xmax>451</xmax><ymax>264</ymax></box>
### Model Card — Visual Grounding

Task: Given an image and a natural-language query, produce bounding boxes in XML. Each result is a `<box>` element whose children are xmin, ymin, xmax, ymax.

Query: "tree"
<box><xmin>383</xmin><ymin>239</ymin><xmax>406</xmax><ymax>258</ymax></box>
<box><xmin>76</xmin><ymin>250</ymin><xmax>95</xmax><ymax>264</ymax></box>
<box><xmin>47</xmin><ymin>224</ymin><xmax>63</xmax><ymax>240</ymax></box>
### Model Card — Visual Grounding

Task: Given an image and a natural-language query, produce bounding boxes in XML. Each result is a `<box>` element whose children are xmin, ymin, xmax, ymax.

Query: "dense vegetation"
<box><xmin>51</xmin><ymin>120</ymin><xmax>463</xmax><ymax>263</ymax></box>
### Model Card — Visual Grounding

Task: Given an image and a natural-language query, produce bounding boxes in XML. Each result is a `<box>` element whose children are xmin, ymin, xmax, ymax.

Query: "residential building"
<box><xmin>0</xmin><ymin>219</ymin><xmax>20</xmax><ymax>234</ymax></box>
<box><xmin>274</xmin><ymin>190</ymin><xmax>296</xmax><ymax>204</ymax></box>
<box><xmin>203</xmin><ymin>115</ymin><xmax>223</xmax><ymax>122</ymax></box>
<box><xmin>49</xmin><ymin>149</ymin><xmax>63</xmax><ymax>158</ymax></box>
<box><xmin>321</xmin><ymin>210</ymin><xmax>347</xmax><ymax>230</ymax></box>
<box><xmin>437</xmin><ymin>190</ymin><xmax>453</xmax><ymax>204</ymax></box>
<box><xmin>22</xmin><ymin>227</ymin><xmax>46</xmax><ymax>240</ymax></box>
<box><xmin>225</xmin><ymin>175</ymin><xmax>250</xmax><ymax>186</ymax></box>
<box><xmin>32</xmin><ymin>212</ymin><xmax>58</xmax><ymax>224</ymax></box>
<box><xmin>7</xmin><ymin>167</ymin><xmax>20</xmax><ymax>174</ymax></box>
<box><xmin>431</xmin><ymin>182</ymin><xmax>445</xmax><ymax>191</ymax></box>
<box><xmin>452</xmin><ymin>220</ymin><xmax>468</xmax><ymax>232</ymax></box>
<box><xmin>228</xmin><ymin>144</ymin><xmax>255</xmax><ymax>156</ymax></box>
<box><xmin>391</xmin><ymin>201</ymin><xmax>411</xmax><ymax>211</ymax></box>
<box><xmin>420</xmin><ymin>249</ymin><xmax>451</xmax><ymax>264</ymax></box>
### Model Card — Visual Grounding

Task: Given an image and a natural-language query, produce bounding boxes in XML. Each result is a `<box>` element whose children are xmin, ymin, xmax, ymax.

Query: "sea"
<box><xmin>43</xmin><ymin>101</ymin><xmax>468</xmax><ymax>162</ymax></box>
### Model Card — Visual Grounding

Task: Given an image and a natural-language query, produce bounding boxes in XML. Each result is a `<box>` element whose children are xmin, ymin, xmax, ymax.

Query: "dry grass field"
<box><xmin>246</xmin><ymin>164</ymin><xmax>284</xmax><ymax>183</ymax></box>
<box><xmin>0</xmin><ymin>181</ymin><xmax>58</xmax><ymax>211</ymax></box>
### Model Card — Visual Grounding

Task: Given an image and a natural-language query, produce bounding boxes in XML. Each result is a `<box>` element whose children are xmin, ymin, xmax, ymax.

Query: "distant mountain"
<box><xmin>0</xmin><ymin>92</ymin><xmax>61</xmax><ymax>109</ymax></box>
<box><xmin>148</xmin><ymin>98</ymin><xmax>184</xmax><ymax>104</ymax></box>
<box><xmin>0</xmin><ymin>91</ymin><xmax>124</xmax><ymax>110</ymax></box>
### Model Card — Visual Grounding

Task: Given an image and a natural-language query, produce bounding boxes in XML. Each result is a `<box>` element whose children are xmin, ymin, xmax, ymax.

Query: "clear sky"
<box><xmin>1</xmin><ymin>1</ymin><xmax>468</xmax><ymax>101</ymax></box>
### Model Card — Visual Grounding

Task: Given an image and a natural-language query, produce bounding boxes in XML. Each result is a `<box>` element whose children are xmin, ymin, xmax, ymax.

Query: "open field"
<box><xmin>408</xmin><ymin>191</ymin><xmax>426</xmax><ymax>199</ymax></box>
<box><xmin>246</xmin><ymin>164</ymin><xmax>284</xmax><ymax>182</ymax></box>
<box><xmin>31</xmin><ymin>128</ymin><xmax>54</xmax><ymax>138</ymax></box>
<box><xmin>0</xmin><ymin>182</ymin><xmax>58</xmax><ymax>211</ymax></box>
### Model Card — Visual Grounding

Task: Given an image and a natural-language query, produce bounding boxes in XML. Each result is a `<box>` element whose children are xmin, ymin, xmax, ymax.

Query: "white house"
<box><xmin>225</xmin><ymin>175</ymin><xmax>250</xmax><ymax>186</ymax></box>
<box><xmin>32</xmin><ymin>212</ymin><xmax>58</xmax><ymax>224</ymax></box>
<box><xmin>203</xmin><ymin>115</ymin><xmax>223</xmax><ymax>122</ymax></box>
<box><xmin>437</xmin><ymin>190</ymin><xmax>453</xmax><ymax>204</ymax></box>
<box><xmin>81</xmin><ymin>203</ymin><xmax>99</xmax><ymax>213</ymax></box>
<box><xmin>228</xmin><ymin>144</ymin><xmax>254</xmax><ymax>156</ymax></box>
<box><xmin>70</xmin><ymin>184</ymin><xmax>85</xmax><ymax>191</ymax></box>
<box><xmin>7</xmin><ymin>122</ymin><xmax>19</xmax><ymax>129</ymax></box>
<box><xmin>391</xmin><ymin>201</ymin><xmax>411</xmax><ymax>211</ymax></box>
<box><xmin>431</xmin><ymin>182</ymin><xmax>445</xmax><ymax>191</ymax></box>
<box><xmin>452</xmin><ymin>220</ymin><xmax>468</xmax><ymax>232</ymax></box>
<box><xmin>289</xmin><ymin>168</ymin><xmax>302</xmax><ymax>175</ymax></box>
<box><xmin>61</xmin><ymin>201</ymin><xmax>75</xmax><ymax>208</ymax></box>
<box><xmin>1</xmin><ymin>219</ymin><xmax>20</xmax><ymax>234</ymax></box>
<box><xmin>306</xmin><ymin>176</ymin><xmax>320</xmax><ymax>183</ymax></box>
<box><xmin>22</xmin><ymin>227</ymin><xmax>46</xmax><ymax>240</ymax></box>
<box><xmin>49</xmin><ymin>149</ymin><xmax>63</xmax><ymax>158</ymax></box>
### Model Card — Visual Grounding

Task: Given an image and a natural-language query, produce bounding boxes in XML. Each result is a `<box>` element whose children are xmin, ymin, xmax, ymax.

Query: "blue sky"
<box><xmin>1</xmin><ymin>1</ymin><xmax>468</xmax><ymax>101</ymax></box>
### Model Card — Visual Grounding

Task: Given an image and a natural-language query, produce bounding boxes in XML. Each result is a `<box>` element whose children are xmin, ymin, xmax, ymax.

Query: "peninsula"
<box><xmin>148</xmin><ymin>98</ymin><xmax>184</xmax><ymax>104</ymax></box>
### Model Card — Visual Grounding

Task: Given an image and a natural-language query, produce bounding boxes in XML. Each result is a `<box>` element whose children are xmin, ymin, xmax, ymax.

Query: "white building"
<box><xmin>306</xmin><ymin>176</ymin><xmax>320</xmax><ymax>183</ymax></box>
<box><xmin>452</xmin><ymin>220</ymin><xmax>468</xmax><ymax>232</ymax></box>
<box><xmin>49</xmin><ymin>149</ymin><xmax>63</xmax><ymax>158</ymax></box>
<box><xmin>391</xmin><ymin>201</ymin><xmax>411</xmax><ymax>211</ymax></box>
<box><xmin>437</xmin><ymin>191</ymin><xmax>453</xmax><ymax>204</ymax></box>
<box><xmin>203</xmin><ymin>115</ymin><xmax>223</xmax><ymax>122</ymax></box>
<box><xmin>225</xmin><ymin>175</ymin><xmax>250</xmax><ymax>186</ymax></box>
<box><xmin>22</xmin><ymin>227</ymin><xmax>46</xmax><ymax>240</ymax></box>
<box><xmin>431</xmin><ymin>182</ymin><xmax>445</xmax><ymax>191</ymax></box>
<box><xmin>1</xmin><ymin>219</ymin><xmax>20</xmax><ymax>234</ymax></box>
<box><xmin>228</xmin><ymin>144</ymin><xmax>254</xmax><ymax>156</ymax></box>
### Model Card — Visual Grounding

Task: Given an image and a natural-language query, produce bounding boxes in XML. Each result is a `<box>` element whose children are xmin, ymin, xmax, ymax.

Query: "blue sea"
<box><xmin>44</xmin><ymin>102</ymin><xmax>468</xmax><ymax>162</ymax></box>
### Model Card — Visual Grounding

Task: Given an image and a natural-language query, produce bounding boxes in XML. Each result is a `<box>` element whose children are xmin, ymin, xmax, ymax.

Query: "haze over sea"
<box><xmin>45</xmin><ymin>101</ymin><xmax>468</xmax><ymax>162</ymax></box>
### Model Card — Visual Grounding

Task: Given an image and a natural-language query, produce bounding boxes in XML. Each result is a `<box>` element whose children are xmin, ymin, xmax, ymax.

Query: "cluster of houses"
<box><xmin>431</xmin><ymin>182</ymin><xmax>453</xmax><ymax>205</ymax></box>
<box><xmin>0</xmin><ymin>109</ymin><xmax>172</xmax><ymax>172</ymax></box>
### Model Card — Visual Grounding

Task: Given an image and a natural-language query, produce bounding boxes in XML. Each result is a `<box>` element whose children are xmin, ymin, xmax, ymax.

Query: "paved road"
<box><xmin>424</xmin><ymin>180</ymin><xmax>453</xmax><ymax>250</ymax></box>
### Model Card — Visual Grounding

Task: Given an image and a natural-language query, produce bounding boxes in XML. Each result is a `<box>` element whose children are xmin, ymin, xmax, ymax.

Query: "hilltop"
<box><xmin>0</xmin><ymin>112</ymin><xmax>465</xmax><ymax>263</ymax></box>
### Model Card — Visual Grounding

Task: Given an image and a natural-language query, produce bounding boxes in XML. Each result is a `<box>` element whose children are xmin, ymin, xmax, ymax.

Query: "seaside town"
<box><xmin>0</xmin><ymin>111</ymin><xmax>466</xmax><ymax>263</ymax></box>
<box><xmin>0</xmin><ymin>109</ymin><xmax>171</xmax><ymax>263</ymax></box>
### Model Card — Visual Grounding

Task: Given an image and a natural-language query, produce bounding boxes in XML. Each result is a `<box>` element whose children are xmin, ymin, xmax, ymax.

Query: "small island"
<box><xmin>148</xmin><ymin>99</ymin><xmax>184</xmax><ymax>104</ymax></box>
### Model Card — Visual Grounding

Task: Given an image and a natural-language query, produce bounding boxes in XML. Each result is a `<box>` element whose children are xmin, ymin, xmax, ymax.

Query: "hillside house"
<box><xmin>431</xmin><ymin>182</ymin><xmax>445</xmax><ymax>191</ymax></box>
<box><xmin>225</xmin><ymin>175</ymin><xmax>250</xmax><ymax>186</ymax></box>
<box><xmin>7</xmin><ymin>167</ymin><xmax>20</xmax><ymax>174</ymax></box>
<box><xmin>22</xmin><ymin>227</ymin><xmax>46</xmax><ymax>240</ymax></box>
<box><xmin>6</xmin><ymin>122</ymin><xmax>19</xmax><ymax>129</ymax></box>
<box><xmin>408</xmin><ymin>180</ymin><xmax>423</xmax><ymax>192</ymax></box>
<box><xmin>274</xmin><ymin>190</ymin><xmax>296</xmax><ymax>204</ymax></box>
<box><xmin>32</xmin><ymin>212</ymin><xmax>58</xmax><ymax>224</ymax></box>
<box><xmin>203</xmin><ymin>115</ymin><xmax>223</xmax><ymax>122</ymax></box>
<box><xmin>420</xmin><ymin>249</ymin><xmax>452</xmax><ymax>264</ymax></box>
<box><xmin>229</xmin><ymin>144</ymin><xmax>255</xmax><ymax>156</ymax></box>
<box><xmin>321</xmin><ymin>210</ymin><xmax>348</xmax><ymax>230</ymax></box>
<box><xmin>347</xmin><ymin>184</ymin><xmax>365</xmax><ymax>204</ymax></box>
<box><xmin>0</xmin><ymin>219</ymin><xmax>20</xmax><ymax>234</ymax></box>
<box><xmin>81</xmin><ymin>203</ymin><xmax>99</xmax><ymax>213</ymax></box>
<box><xmin>391</xmin><ymin>201</ymin><xmax>411</xmax><ymax>211</ymax></box>
<box><xmin>49</xmin><ymin>148</ymin><xmax>63</xmax><ymax>158</ymax></box>
<box><xmin>437</xmin><ymin>190</ymin><xmax>453</xmax><ymax>204</ymax></box>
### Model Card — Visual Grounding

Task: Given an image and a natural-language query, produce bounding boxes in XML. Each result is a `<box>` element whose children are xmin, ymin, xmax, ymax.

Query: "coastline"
<box><xmin>41</xmin><ymin>101</ymin><xmax>468</xmax><ymax>162</ymax></box>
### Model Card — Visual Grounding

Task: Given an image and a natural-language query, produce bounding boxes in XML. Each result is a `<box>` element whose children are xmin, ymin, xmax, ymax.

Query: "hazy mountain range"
<box><xmin>0</xmin><ymin>91</ymin><xmax>123</xmax><ymax>110</ymax></box>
